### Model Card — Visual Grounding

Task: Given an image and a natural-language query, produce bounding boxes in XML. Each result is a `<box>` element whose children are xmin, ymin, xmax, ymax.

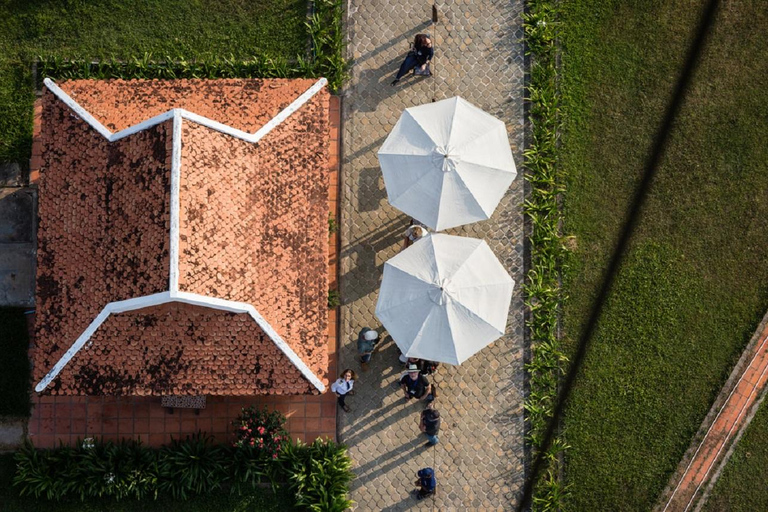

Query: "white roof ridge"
<box><xmin>42</xmin><ymin>77</ymin><xmax>328</xmax><ymax>144</ymax></box>
<box><xmin>35</xmin><ymin>291</ymin><xmax>327</xmax><ymax>393</ymax></box>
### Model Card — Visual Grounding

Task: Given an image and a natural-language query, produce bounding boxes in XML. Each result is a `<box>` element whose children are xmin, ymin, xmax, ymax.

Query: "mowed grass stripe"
<box><xmin>559</xmin><ymin>0</ymin><xmax>768</xmax><ymax>510</ymax></box>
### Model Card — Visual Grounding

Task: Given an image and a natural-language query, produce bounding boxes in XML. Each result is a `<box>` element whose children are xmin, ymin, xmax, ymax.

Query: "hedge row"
<box><xmin>37</xmin><ymin>0</ymin><xmax>347</xmax><ymax>92</ymax></box>
<box><xmin>522</xmin><ymin>1</ymin><xmax>571</xmax><ymax>510</ymax></box>
<box><xmin>13</xmin><ymin>434</ymin><xmax>353</xmax><ymax>512</ymax></box>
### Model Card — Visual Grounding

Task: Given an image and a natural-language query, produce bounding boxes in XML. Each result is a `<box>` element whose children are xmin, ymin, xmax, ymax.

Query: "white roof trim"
<box><xmin>171</xmin><ymin>291</ymin><xmax>326</xmax><ymax>392</ymax></box>
<box><xmin>36</xmin><ymin>76</ymin><xmax>331</xmax><ymax>395</ymax></box>
<box><xmin>35</xmin><ymin>291</ymin><xmax>326</xmax><ymax>393</ymax></box>
<box><xmin>169</xmin><ymin>111</ymin><xmax>182</xmax><ymax>293</ymax></box>
<box><xmin>34</xmin><ymin>292</ymin><xmax>173</xmax><ymax>392</ymax></box>
<box><xmin>42</xmin><ymin>77</ymin><xmax>329</xmax><ymax>144</ymax></box>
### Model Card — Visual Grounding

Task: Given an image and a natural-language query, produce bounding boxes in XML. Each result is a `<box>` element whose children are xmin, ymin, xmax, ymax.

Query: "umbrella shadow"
<box><xmin>339</xmin><ymin>217</ymin><xmax>410</xmax><ymax>305</ymax></box>
<box><xmin>356</xmin><ymin>166</ymin><xmax>387</xmax><ymax>212</ymax></box>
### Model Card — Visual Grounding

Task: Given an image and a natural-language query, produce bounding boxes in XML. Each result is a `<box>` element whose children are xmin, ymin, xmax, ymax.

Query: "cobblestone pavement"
<box><xmin>338</xmin><ymin>0</ymin><xmax>526</xmax><ymax>509</ymax></box>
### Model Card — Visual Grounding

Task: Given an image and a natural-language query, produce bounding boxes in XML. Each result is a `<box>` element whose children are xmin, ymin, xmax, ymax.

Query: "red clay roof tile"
<box><xmin>34</xmin><ymin>79</ymin><xmax>330</xmax><ymax>396</ymax></box>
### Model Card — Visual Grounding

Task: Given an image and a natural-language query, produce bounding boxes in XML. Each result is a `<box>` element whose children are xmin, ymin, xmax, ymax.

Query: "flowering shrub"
<box><xmin>232</xmin><ymin>406</ymin><xmax>289</xmax><ymax>459</ymax></box>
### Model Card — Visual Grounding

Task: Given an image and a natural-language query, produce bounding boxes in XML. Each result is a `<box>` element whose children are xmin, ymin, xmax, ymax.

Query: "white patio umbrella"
<box><xmin>375</xmin><ymin>233</ymin><xmax>514</xmax><ymax>365</ymax></box>
<box><xmin>377</xmin><ymin>96</ymin><xmax>517</xmax><ymax>232</ymax></box>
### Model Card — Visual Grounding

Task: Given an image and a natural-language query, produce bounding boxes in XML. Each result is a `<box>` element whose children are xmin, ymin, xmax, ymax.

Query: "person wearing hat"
<box><xmin>415</xmin><ymin>467</ymin><xmax>437</xmax><ymax>499</ymax></box>
<box><xmin>402</xmin><ymin>220</ymin><xmax>430</xmax><ymax>250</ymax></box>
<box><xmin>400</xmin><ymin>363</ymin><xmax>432</xmax><ymax>402</ymax></box>
<box><xmin>357</xmin><ymin>327</ymin><xmax>380</xmax><ymax>371</ymax></box>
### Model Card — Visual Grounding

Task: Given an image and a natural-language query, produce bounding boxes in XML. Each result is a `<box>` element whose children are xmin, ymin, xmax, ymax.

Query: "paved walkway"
<box><xmin>338</xmin><ymin>0</ymin><xmax>526</xmax><ymax>509</ymax></box>
<box><xmin>656</xmin><ymin>312</ymin><xmax>768</xmax><ymax>512</ymax></box>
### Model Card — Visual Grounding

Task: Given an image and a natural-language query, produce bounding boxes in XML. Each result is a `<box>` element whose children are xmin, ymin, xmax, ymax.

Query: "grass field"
<box><xmin>703</xmin><ymin>397</ymin><xmax>768</xmax><ymax>511</ymax></box>
<box><xmin>0</xmin><ymin>309</ymin><xmax>31</xmax><ymax>416</ymax></box>
<box><xmin>559</xmin><ymin>0</ymin><xmax>768</xmax><ymax>510</ymax></box>
<box><xmin>0</xmin><ymin>453</ymin><xmax>297</xmax><ymax>512</ymax></box>
<box><xmin>0</xmin><ymin>0</ymin><xmax>310</xmax><ymax>165</ymax></box>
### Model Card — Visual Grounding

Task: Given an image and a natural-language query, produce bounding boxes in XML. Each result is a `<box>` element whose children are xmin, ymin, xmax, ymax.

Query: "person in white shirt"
<box><xmin>331</xmin><ymin>369</ymin><xmax>356</xmax><ymax>412</ymax></box>
<box><xmin>403</xmin><ymin>220</ymin><xmax>429</xmax><ymax>250</ymax></box>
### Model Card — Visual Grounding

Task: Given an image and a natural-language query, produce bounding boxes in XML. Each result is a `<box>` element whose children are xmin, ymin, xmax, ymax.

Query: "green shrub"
<box><xmin>327</xmin><ymin>289</ymin><xmax>340</xmax><ymax>309</ymax></box>
<box><xmin>233</xmin><ymin>406</ymin><xmax>289</xmax><ymax>458</ymax></box>
<box><xmin>36</xmin><ymin>0</ymin><xmax>348</xmax><ymax>93</ymax></box>
<box><xmin>157</xmin><ymin>433</ymin><xmax>228</xmax><ymax>500</ymax></box>
<box><xmin>277</xmin><ymin>439</ymin><xmax>354</xmax><ymax>512</ymax></box>
<box><xmin>523</xmin><ymin>0</ymin><xmax>571</xmax><ymax>510</ymax></box>
<box><xmin>12</xmin><ymin>430</ymin><xmax>354</xmax><ymax>510</ymax></box>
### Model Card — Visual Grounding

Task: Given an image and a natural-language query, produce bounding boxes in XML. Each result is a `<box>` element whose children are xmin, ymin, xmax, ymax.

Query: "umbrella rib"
<box><xmin>385</xmin><ymin>154</ymin><xmax>439</xmax><ymax>205</ymax></box>
<box><xmin>441</xmin><ymin>165</ymin><xmax>494</xmax><ymax>218</ymax></box>
<box><xmin>375</xmin><ymin>291</ymin><xmax>433</xmax><ymax>316</ymax></box>
<box><xmin>401</xmin><ymin>110</ymin><xmax>444</xmax><ymax>149</ymax></box>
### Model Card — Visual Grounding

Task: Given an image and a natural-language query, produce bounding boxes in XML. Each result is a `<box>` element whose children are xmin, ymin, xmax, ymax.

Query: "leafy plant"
<box><xmin>277</xmin><ymin>439</ymin><xmax>354</xmax><ymax>512</ymax></box>
<box><xmin>12</xmin><ymin>432</ymin><xmax>354</xmax><ymax>510</ymax></box>
<box><xmin>157</xmin><ymin>433</ymin><xmax>228</xmax><ymax>500</ymax></box>
<box><xmin>328</xmin><ymin>213</ymin><xmax>338</xmax><ymax>235</ymax></box>
<box><xmin>327</xmin><ymin>289</ymin><xmax>340</xmax><ymax>309</ymax></box>
<box><xmin>232</xmin><ymin>406</ymin><xmax>289</xmax><ymax>459</ymax></box>
<box><xmin>523</xmin><ymin>0</ymin><xmax>571</xmax><ymax>510</ymax></box>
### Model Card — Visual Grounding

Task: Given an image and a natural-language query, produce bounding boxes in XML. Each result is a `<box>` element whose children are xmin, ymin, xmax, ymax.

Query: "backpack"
<box><xmin>423</xmin><ymin>410</ymin><xmax>440</xmax><ymax>434</ymax></box>
<box><xmin>418</xmin><ymin>467</ymin><xmax>436</xmax><ymax>491</ymax></box>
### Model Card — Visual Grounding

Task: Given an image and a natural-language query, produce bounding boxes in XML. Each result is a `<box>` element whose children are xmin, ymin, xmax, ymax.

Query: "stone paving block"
<box><xmin>338</xmin><ymin>0</ymin><xmax>525</xmax><ymax>508</ymax></box>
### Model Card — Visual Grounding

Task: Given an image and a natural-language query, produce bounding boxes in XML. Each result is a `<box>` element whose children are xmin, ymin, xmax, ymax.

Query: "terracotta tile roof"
<box><xmin>59</xmin><ymin>79</ymin><xmax>315</xmax><ymax>133</ymax></box>
<box><xmin>34</xmin><ymin>79</ymin><xmax>330</xmax><ymax>396</ymax></box>
<box><xmin>56</xmin><ymin>302</ymin><xmax>311</xmax><ymax>395</ymax></box>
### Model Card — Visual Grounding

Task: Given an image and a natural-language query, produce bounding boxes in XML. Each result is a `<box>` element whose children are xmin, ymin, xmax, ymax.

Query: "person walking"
<box><xmin>419</xmin><ymin>402</ymin><xmax>441</xmax><ymax>447</ymax></box>
<box><xmin>331</xmin><ymin>369</ymin><xmax>356</xmax><ymax>412</ymax></box>
<box><xmin>357</xmin><ymin>327</ymin><xmax>379</xmax><ymax>371</ymax></box>
<box><xmin>391</xmin><ymin>34</ymin><xmax>434</xmax><ymax>86</ymax></box>
<box><xmin>400</xmin><ymin>363</ymin><xmax>432</xmax><ymax>402</ymax></box>
<box><xmin>415</xmin><ymin>467</ymin><xmax>437</xmax><ymax>499</ymax></box>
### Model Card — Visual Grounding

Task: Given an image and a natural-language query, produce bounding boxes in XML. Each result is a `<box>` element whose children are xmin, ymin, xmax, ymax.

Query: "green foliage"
<box><xmin>157</xmin><ymin>434</ymin><xmax>228</xmax><ymax>500</ymax></box>
<box><xmin>232</xmin><ymin>406</ymin><xmax>289</xmax><ymax>458</ymax></box>
<box><xmin>11</xmin><ymin>432</ymin><xmax>354</xmax><ymax>510</ymax></box>
<box><xmin>277</xmin><ymin>439</ymin><xmax>354</xmax><ymax>512</ymax></box>
<box><xmin>328</xmin><ymin>213</ymin><xmax>338</xmax><ymax>235</ymax></box>
<box><xmin>523</xmin><ymin>0</ymin><xmax>570</xmax><ymax>510</ymax></box>
<box><xmin>327</xmin><ymin>289</ymin><xmax>340</xmax><ymax>309</ymax></box>
<box><xmin>306</xmin><ymin>0</ymin><xmax>349</xmax><ymax>92</ymax></box>
<box><xmin>0</xmin><ymin>308</ymin><xmax>31</xmax><ymax>416</ymax></box>
<box><xmin>34</xmin><ymin>0</ymin><xmax>348</xmax><ymax>92</ymax></box>
<box><xmin>559</xmin><ymin>0</ymin><xmax>768</xmax><ymax>509</ymax></box>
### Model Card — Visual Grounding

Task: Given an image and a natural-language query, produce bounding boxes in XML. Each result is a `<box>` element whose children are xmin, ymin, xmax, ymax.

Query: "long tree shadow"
<box><xmin>353</xmin><ymin>441</ymin><xmax>422</xmax><ymax>480</ymax></box>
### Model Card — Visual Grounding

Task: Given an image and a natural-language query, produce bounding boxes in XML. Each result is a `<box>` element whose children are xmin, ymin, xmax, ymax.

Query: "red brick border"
<box><xmin>656</xmin><ymin>313</ymin><xmax>768</xmax><ymax>512</ymax></box>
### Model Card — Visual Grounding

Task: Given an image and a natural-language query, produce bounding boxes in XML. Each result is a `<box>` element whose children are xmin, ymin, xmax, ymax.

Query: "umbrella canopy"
<box><xmin>375</xmin><ymin>233</ymin><xmax>514</xmax><ymax>365</ymax></box>
<box><xmin>377</xmin><ymin>96</ymin><xmax>517</xmax><ymax>231</ymax></box>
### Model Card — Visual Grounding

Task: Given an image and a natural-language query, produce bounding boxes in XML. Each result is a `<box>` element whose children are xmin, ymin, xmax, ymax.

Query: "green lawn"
<box><xmin>703</xmin><ymin>399</ymin><xmax>768</xmax><ymax>512</ymax></box>
<box><xmin>0</xmin><ymin>0</ymin><xmax>310</xmax><ymax>165</ymax></box>
<box><xmin>0</xmin><ymin>309</ymin><xmax>31</xmax><ymax>416</ymax></box>
<box><xmin>559</xmin><ymin>0</ymin><xmax>768</xmax><ymax>510</ymax></box>
<box><xmin>0</xmin><ymin>452</ymin><xmax>297</xmax><ymax>512</ymax></box>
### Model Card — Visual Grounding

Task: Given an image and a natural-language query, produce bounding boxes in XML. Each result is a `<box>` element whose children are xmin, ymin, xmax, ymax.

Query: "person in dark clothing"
<box><xmin>400</xmin><ymin>364</ymin><xmax>432</xmax><ymax>401</ymax></box>
<box><xmin>419</xmin><ymin>402</ymin><xmax>441</xmax><ymax>446</ymax></box>
<box><xmin>357</xmin><ymin>327</ymin><xmax>379</xmax><ymax>371</ymax></box>
<box><xmin>415</xmin><ymin>467</ymin><xmax>437</xmax><ymax>499</ymax></box>
<box><xmin>391</xmin><ymin>34</ymin><xmax>434</xmax><ymax>85</ymax></box>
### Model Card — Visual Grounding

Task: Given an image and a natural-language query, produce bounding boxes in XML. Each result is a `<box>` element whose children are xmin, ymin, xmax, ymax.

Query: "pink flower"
<box><xmin>272</xmin><ymin>453</ymin><xmax>278</xmax><ymax>459</ymax></box>
<box><xmin>257</xmin><ymin>426</ymin><xmax>266</xmax><ymax>435</ymax></box>
<box><xmin>250</xmin><ymin>439</ymin><xmax>255</xmax><ymax>446</ymax></box>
